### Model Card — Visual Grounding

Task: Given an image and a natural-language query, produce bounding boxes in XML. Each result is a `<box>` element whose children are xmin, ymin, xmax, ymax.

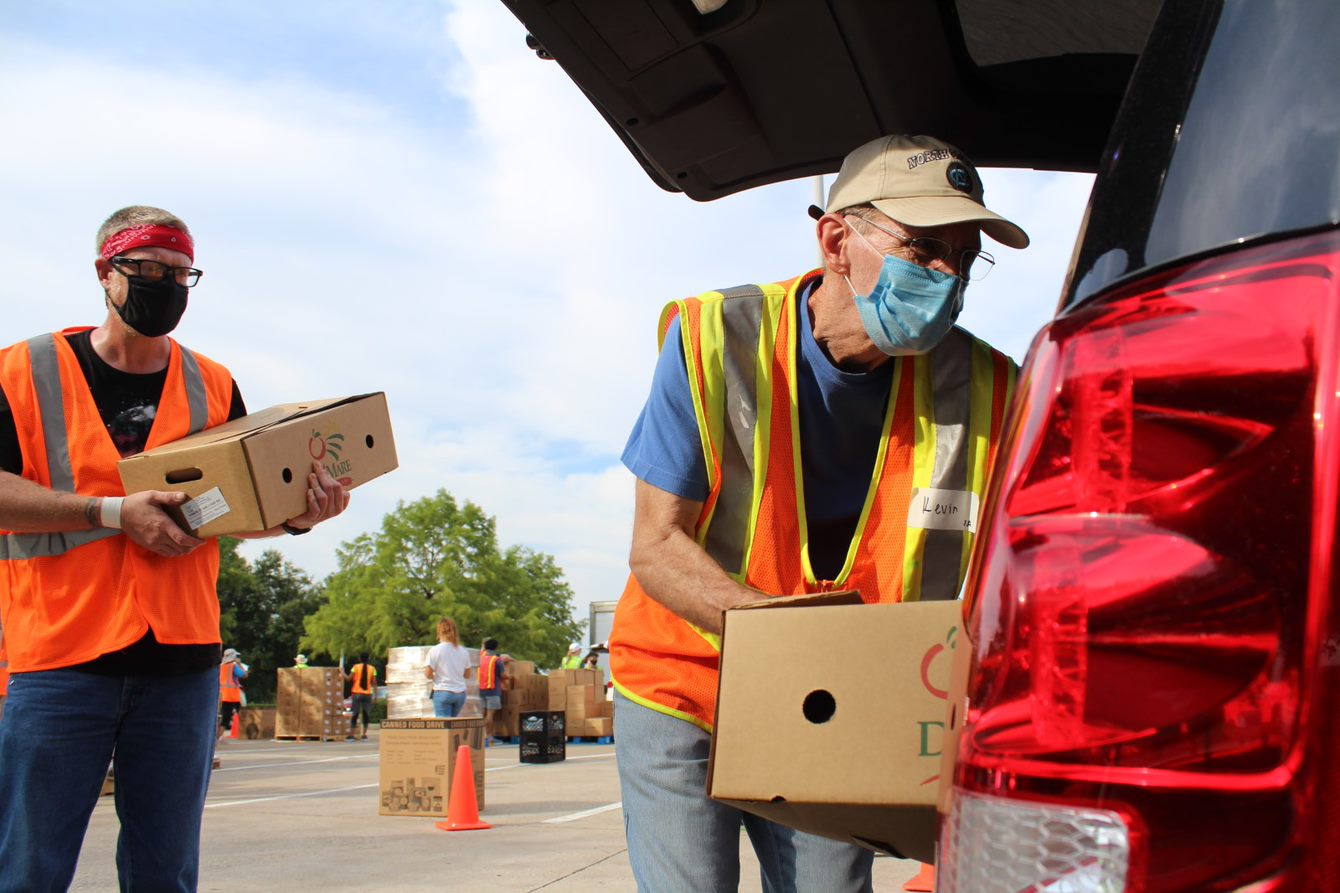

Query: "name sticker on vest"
<box><xmin>181</xmin><ymin>487</ymin><xmax>231</xmax><ymax>531</ymax></box>
<box><xmin>907</xmin><ymin>488</ymin><xmax>979</xmax><ymax>532</ymax></box>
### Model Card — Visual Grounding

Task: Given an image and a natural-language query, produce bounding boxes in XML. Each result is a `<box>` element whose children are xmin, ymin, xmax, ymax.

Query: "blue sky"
<box><xmin>0</xmin><ymin>1</ymin><xmax>1093</xmax><ymax>627</ymax></box>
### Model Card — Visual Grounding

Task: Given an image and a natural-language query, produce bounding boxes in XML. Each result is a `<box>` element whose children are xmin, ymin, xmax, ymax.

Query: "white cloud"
<box><xmin>0</xmin><ymin>2</ymin><xmax>1091</xmax><ymax>623</ymax></box>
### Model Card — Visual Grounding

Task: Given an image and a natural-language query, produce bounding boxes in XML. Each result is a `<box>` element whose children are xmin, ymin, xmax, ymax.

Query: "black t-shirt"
<box><xmin>0</xmin><ymin>329</ymin><xmax>246</xmax><ymax>675</ymax></box>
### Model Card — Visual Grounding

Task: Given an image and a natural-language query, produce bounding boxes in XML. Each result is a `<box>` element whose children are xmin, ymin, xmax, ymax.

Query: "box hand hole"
<box><xmin>802</xmin><ymin>689</ymin><xmax>836</xmax><ymax>724</ymax></box>
<box><xmin>282</xmin><ymin>467</ymin><xmax>293</xmax><ymax>484</ymax></box>
<box><xmin>164</xmin><ymin>467</ymin><xmax>203</xmax><ymax>485</ymax></box>
<box><xmin>365</xmin><ymin>434</ymin><xmax>375</xmax><ymax>448</ymax></box>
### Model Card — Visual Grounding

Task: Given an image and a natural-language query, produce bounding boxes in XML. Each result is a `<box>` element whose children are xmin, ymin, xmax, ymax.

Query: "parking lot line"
<box><xmin>543</xmin><ymin>802</ymin><xmax>622</xmax><ymax>824</ymax></box>
<box><xmin>205</xmin><ymin>783</ymin><xmax>379</xmax><ymax>809</ymax></box>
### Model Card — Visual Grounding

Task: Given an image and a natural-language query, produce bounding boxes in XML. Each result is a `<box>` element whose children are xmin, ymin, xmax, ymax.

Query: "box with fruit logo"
<box><xmin>118</xmin><ymin>392</ymin><xmax>397</xmax><ymax>537</ymax></box>
<box><xmin>708</xmin><ymin>592</ymin><xmax>961</xmax><ymax>864</ymax></box>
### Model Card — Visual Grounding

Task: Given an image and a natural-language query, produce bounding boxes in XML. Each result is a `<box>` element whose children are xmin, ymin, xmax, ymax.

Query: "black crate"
<box><xmin>520</xmin><ymin>710</ymin><xmax>565</xmax><ymax>739</ymax></box>
<box><xmin>519</xmin><ymin>711</ymin><xmax>566</xmax><ymax>763</ymax></box>
<box><xmin>519</xmin><ymin>738</ymin><xmax>566</xmax><ymax>763</ymax></box>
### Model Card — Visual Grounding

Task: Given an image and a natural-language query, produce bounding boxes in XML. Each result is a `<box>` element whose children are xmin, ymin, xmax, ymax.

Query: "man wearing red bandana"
<box><xmin>0</xmin><ymin>206</ymin><xmax>350</xmax><ymax>891</ymax></box>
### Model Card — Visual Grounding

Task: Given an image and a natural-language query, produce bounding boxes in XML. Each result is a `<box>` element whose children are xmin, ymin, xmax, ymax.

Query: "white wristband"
<box><xmin>99</xmin><ymin>497</ymin><xmax>124</xmax><ymax>529</ymax></box>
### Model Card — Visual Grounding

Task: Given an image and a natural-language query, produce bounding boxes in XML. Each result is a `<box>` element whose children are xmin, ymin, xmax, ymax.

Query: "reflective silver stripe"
<box><xmin>702</xmin><ymin>286</ymin><xmax>765</xmax><ymax>576</ymax></box>
<box><xmin>179</xmin><ymin>346</ymin><xmax>209</xmax><ymax>435</ymax></box>
<box><xmin>27</xmin><ymin>335</ymin><xmax>75</xmax><ymax>493</ymax></box>
<box><xmin>0</xmin><ymin>334</ymin><xmax>121</xmax><ymax>561</ymax></box>
<box><xmin>0</xmin><ymin>528</ymin><xmax>119</xmax><ymax>561</ymax></box>
<box><xmin>920</xmin><ymin>328</ymin><xmax>973</xmax><ymax>601</ymax></box>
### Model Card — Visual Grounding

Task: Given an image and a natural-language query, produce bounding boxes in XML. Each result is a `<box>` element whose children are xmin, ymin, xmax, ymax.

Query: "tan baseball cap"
<box><xmin>822</xmin><ymin>134</ymin><xmax>1029</xmax><ymax>249</ymax></box>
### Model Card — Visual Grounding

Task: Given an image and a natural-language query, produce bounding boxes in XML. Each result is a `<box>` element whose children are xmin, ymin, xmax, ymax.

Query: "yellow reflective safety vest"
<box><xmin>609</xmin><ymin>271</ymin><xmax>1017</xmax><ymax>731</ymax></box>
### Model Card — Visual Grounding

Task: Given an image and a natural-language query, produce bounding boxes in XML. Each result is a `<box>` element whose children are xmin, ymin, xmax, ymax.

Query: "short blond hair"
<box><xmin>95</xmin><ymin>206</ymin><xmax>192</xmax><ymax>255</ymax></box>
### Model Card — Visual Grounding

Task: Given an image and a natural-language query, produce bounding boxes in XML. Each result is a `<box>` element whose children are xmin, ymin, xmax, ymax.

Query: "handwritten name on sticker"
<box><xmin>906</xmin><ymin>488</ymin><xmax>980</xmax><ymax>532</ymax></box>
<box><xmin>181</xmin><ymin>486</ymin><xmax>231</xmax><ymax>530</ymax></box>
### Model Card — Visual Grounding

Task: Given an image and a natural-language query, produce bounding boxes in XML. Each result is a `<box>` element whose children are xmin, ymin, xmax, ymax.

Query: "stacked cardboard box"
<box><xmin>495</xmin><ymin>660</ymin><xmax>548</xmax><ymax>737</ymax></box>
<box><xmin>378</xmin><ymin>717</ymin><xmax>485</xmax><ymax>815</ymax></box>
<box><xmin>275</xmin><ymin>667</ymin><xmax>345</xmax><ymax>740</ymax></box>
<box><xmin>239</xmin><ymin>706</ymin><xmax>277</xmax><ymax>740</ymax></box>
<box><xmin>542</xmin><ymin>668</ymin><xmax>612</xmax><ymax>738</ymax></box>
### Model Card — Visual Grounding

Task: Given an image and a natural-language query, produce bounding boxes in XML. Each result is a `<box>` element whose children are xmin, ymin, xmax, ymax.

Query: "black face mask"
<box><xmin>112</xmin><ymin>274</ymin><xmax>189</xmax><ymax>337</ymax></box>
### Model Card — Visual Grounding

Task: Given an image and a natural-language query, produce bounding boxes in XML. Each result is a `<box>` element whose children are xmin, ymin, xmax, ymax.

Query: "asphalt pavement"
<box><xmin>70</xmin><ymin>731</ymin><xmax>923</xmax><ymax>891</ymax></box>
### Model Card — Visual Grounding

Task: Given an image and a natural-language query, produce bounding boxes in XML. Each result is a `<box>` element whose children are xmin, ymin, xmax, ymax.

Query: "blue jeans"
<box><xmin>0</xmin><ymin>667</ymin><xmax>219</xmax><ymax>893</ymax></box>
<box><xmin>614</xmin><ymin>692</ymin><xmax>873</xmax><ymax>892</ymax></box>
<box><xmin>431</xmin><ymin>690</ymin><xmax>466</xmax><ymax>718</ymax></box>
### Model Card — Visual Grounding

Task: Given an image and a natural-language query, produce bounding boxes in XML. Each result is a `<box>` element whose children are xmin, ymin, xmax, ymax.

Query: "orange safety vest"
<box><xmin>219</xmin><ymin>661</ymin><xmax>243</xmax><ymax>703</ymax></box>
<box><xmin>478</xmin><ymin>652</ymin><xmax>501</xmax><ymax>690</ymax></box>
<box><xmin>349</xmin><ymin>662</ymin><xmax>376</xmax><ymax>695</ymax></box>
<box><xmin>609</xmin><ymin>272</ymin><xmax>1017</xmax><ymax>731</ymax></box>
<box><xmin>0</xmin><ymin>329</ymin><xmax>235</xmax><ymax>673</ymax></box>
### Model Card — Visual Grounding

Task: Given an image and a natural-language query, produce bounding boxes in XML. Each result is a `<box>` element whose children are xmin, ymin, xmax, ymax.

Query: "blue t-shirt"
<box><xmin>622</xmin><ymin>279</ymin><xmax>894</xmax><ymax>580</ymax></box>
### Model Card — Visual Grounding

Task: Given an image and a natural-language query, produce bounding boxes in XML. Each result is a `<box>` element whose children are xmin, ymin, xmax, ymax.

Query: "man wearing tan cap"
<box><xmin>608</xmin><ymin>135</ymin><xmax>1027</xmax><ymax>890</ymax></box>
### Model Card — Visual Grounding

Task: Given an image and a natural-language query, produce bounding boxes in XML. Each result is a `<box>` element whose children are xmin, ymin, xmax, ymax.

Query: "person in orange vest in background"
<box><xmin>607</xmin><ymin>136</ymin><xmax>1027</xmax><ymax>890</ymax></box>
<box><xmin>217</xmin><ymin>648</ymin><xmax>248</xmax><ymax>741</ymax></box>
<box><xmin>0</xmin><ymin>206</ymin><xmax>351</xmax><ymax>892</ymax></box>
<box><xmin>477</xmin><ymin>638</ymin><xmax>508</xmax><ymax>744</ymax></box>
<box><xmin>345</xmin><ymin>654</ymin><xmax>377</xmax><ymax>740</ymax></box>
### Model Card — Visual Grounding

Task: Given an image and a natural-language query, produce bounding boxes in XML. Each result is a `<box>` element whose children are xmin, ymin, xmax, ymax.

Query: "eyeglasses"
<box><xmin>847</xmin><ymin>214</ymin><xmax>995</xmax><ymax>281</ymax></box>
<box><xmin>110</xmin><ymin>256</ymin><xmax>204</xmax><ymax>288</ymax></box>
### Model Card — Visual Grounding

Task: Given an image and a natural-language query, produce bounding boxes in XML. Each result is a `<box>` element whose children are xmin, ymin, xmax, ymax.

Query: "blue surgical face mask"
<box><xmin>844</xmin><ymin>222</ymin><xmax>966</xmax><ymax>356</ymax></box>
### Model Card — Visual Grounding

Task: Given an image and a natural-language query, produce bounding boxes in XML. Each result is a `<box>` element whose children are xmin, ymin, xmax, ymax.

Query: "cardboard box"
<box><xmin>240</xmin><ymin>707</ymin><xmax>277</xmax><ymax>740</ymax></box>
<box><xmin>546</xmin><ymin>669</ymin><xmax>600</xmax><ymax>710</ymax></box>
<box><xmin>707</xmin><ymin>593</ymin><xmax>961</xmax><ymax>863</ymax></box>
<box><xmin>379</xmin><ymin>717</ymin><xmax>485</xmax><ymax>816</ymax></box>
<box><xmin>570</xmin><ymin>716</ymin><xmax>612</xmax><ymax>738</ymax></box>
<box><xmin>275</xmin><ymin>667</ymin><xmax>346</xmax><ymax>738</ymax></box>
<box><xmin>118</xmin><ymin>393</ymin><xmax>397</xmax><ymax>538</ymax></box>
<box><xmin>495</xmin><ymin>704</ymin><xmax>521</xmax><ymax>738</ymax></box>
<box><xmin>564</xmin><ymin>684</ymin><xmax>600</xmax><ymax>719</ymax></box>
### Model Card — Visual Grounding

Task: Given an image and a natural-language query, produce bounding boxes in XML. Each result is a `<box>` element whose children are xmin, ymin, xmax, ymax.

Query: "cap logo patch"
<box><xmin>906</xmin><ymin>148</ymin><xmax>955</xmax><ymax>170</ymax></box>
<box><xmin>946</xmin><ymin>162</ymin><xmax>974</xmax><ymax>193</ymax></box>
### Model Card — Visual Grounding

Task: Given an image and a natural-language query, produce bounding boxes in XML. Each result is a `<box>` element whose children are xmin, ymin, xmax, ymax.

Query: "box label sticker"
<box><xmin>181</xmin><ymin>487</ymin><xmax>231</xmax><ymax>530</ymax></box>
<box><xmin>906</xmin><ymin>488</ymin><xmax>979</xmax><ymax>532</ymax></box>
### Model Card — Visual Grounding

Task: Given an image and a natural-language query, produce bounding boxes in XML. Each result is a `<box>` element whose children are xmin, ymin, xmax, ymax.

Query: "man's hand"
<box><xmin>282</xmin><ymin>461</ymin><xmax>351</xmax><ymax>532</ymax></box>
<box><xmin>121</xmin><ymin>490</ymin><xmax>204</xmax><ymax>558</ymax></box>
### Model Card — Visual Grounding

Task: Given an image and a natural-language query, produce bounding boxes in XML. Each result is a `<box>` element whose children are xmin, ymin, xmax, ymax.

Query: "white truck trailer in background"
<box><xmin>588</xmin><ymin>600</ymin><xmax>617</xmax><ymax>680</ymax></box>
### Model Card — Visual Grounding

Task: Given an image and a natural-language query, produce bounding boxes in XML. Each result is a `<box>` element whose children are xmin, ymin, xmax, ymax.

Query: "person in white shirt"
<box><xmin>423</xmin><ymin>617</ymin><xmax>470</xmax><ymax>717</ymax></box>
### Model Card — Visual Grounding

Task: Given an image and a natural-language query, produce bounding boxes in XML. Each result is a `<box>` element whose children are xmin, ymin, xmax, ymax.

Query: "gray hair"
<box><xmin>95</xmin><ymin>206</ymin><xmax>192</xmax><ymax>255</ymax></box>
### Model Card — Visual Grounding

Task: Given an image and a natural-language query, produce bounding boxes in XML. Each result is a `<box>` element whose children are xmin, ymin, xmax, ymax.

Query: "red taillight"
<box><xmin>943</xmin><ymin>230</ymin><xmax>1340</xmax><ymax>893</ymax></box>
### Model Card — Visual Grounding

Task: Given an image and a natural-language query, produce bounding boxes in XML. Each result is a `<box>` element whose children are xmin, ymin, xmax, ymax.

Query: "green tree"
<box><xmin>302</xmin><ymin>489</ymin><xmax>584</xmax><ymax>666</ymax></box>
<box><xmin>217</xmin><ymin>539</ymin><xmax>327</xmax><ymax>702</ymax></box>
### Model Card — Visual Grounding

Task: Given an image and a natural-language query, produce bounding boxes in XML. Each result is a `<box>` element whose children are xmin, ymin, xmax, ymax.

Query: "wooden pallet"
<box><xmin>273</xmin><ymin>734</ymin><xmax>343</xmax><ymax>742</ymax></box>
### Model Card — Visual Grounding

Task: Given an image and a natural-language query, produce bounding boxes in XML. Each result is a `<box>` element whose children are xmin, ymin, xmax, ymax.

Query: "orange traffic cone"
<box><xmin>229</xmin><ymin>713</ymin><xmax>240</xmax><ymax>739</ymax></box>
<box><xmin>434</xmin><ymin>744</ymin><xmax>490</xmax><ymax>832</ymax></box>
<box><xmin>903</xmin><ymin>862</ymin><xmax>935</xmax><ymax>892</ymax></box>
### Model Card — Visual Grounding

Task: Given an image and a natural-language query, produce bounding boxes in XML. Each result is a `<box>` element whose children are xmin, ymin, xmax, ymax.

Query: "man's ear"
<box><xmin>816</xmin><ymin>213</ymin><xmax>852</xmax><ymax>275</ymax></box>
<box><xmin>95</xmin><ymin>257</ymin><xmax>116</xmax><ymax>290</ymax></box>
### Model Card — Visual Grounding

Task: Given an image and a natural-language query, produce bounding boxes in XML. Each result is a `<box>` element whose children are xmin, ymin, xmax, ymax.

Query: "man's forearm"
<box><xmin>630</xmin><ymin>526</ymin><xmax>757</xmax><ymax>636</ymax></box>
<box><xmin>0</xmin><ymin>470</ymin><xmax>103</xmax><ymax>533</ymax></box>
